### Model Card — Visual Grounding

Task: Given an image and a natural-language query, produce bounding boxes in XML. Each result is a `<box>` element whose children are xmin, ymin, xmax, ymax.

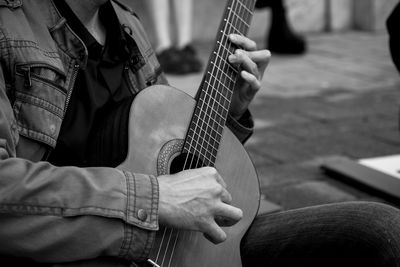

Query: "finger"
<box><xmin>211</xmin><ymin>168</ymin><xmax>227</xmax><ymax>189</ymax></box>
<box><xmin>247</xmin><ymin>49</ymin><xmax>271</xmax><ymax>67</ymax></box>
<box><xmin>229</xmin><ymin>50</ymin><xmax>259</xmax><ymax>78</ymax></box>
<box><xmin>229</xmin><ymin>34</ymin><xmax>257</xmax><ymax>51</ymax></box>
<box><xmin>240</xmin><ymin>70</ymin><xmax>261</xmax><ymax>94</ymax></box>
<box><xmin>215</xmin><ymin>203</ymin><xmax>243</xmax><ymax>223</ymax></box>
<box><xmin>203</xmin><ymin>220</ymin><xmax>227</xmax><ymax>244</ymax></box>
<box><xmin>220</xmin><ymin>187</ymin><xmax>232</xmax><ymax>204</ymax></box>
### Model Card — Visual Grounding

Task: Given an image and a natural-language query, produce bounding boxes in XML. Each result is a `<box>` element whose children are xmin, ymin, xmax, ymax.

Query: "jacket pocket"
<box><xmin>13</xmin><ymin>63</ymin><xmax>67</xmax><ymax>148</ymax></box>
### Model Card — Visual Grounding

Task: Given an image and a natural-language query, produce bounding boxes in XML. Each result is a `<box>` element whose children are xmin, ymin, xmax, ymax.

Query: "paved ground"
<box><xmin>166</xmin><ymin>31</ymin><xmax>400</xmax><ymax>211</ymax></box>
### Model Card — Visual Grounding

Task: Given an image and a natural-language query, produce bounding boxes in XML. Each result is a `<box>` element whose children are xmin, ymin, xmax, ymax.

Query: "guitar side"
<box><xmin>118</xmin><ymin>85</ymin><xmax>260</xmax><ymax>267</ymax></box>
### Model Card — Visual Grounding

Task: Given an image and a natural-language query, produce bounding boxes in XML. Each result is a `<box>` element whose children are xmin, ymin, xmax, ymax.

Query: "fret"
<box><xmin>183</xmin><ymin>141</ymin><xmax>217</xmax><ymax>164</ymax></box>
<box><xmin>203</xmin><ymin>76</ymin><xmax>234</xmax><ymax>99</ymax></box>
<box><xmin>189</xmin><ymin>133</ymin><xmax>219</xmax><ymax>157</ymax></box>
<box><xmin>210</xmin><ymin>55</ymin><xmax>238</xmax><ymax>76</ymax></box>
<box><xmin>236</xmin><ymin>0</ymin><xmax>253</xmax><ymax>16</ymax></box>
<box><xmin>216</xmin><ymin>41</ymin><xmax>235</xmax><ymax>58</ymax></box>
<box><xmin>184</xmin><ymin>0</ymin><xmax>256</xmax><ymax>164</ymax></box>
<box><xmin>231</xmin><ymin>3</ymin><xmax>249</xmax><ymax>34</ymax></box>
<box><xmin>209</xmin><ymin>62</ymin><xmax>236</xmax><ymax>87</ymax></box>
<box><xmin>200</xmin><ymin>90</ymin><xmax>230</xmax><ymax>114</ymax></box>
<box><xmin>184</xmin><ymin>142</ymin><xmax>218</xmax><ymax>166</ymax></box>
<box><xmin>199</xmin><ymin>81</ymin><xmax>232</xmax><ymax>104</ymax></box>
<box><xmin>212</xmin><ymin>52</ymin><xmax>238</xmax><ymax>74</ymax></box>
<box><xmin>213</xmin><ymin>67</ymin><xmax>236</xmax><ymax>89</ymax></box>
<box><xmin>186</xmin><ymin>136</ymin><xmax>220</xmax><ymax>161</ymax></box>
<box><xmin>227</xmin><ymin>7</ymin><xmax>250</xmax><ymax>28</ymax></box>
<box><xmin>199</xmin><ymin>90</ymin><xmax>231</xmax><ymax>116</ymax></box>
<box><xmin>193</xmin><ymin>106</ymin><xmax>226</xmax><ymax>130</ymax></box>
<box><xmin>208</xmin><ymin>68</ymin><xmax>235</xmax><ymax>89</ymax></box>
<box><xmin>183</xmin><ymin>139</ymin><xmax>216</xmax><ymax>161</ymax></box>
<box><xmin>189</xmin><ymin>115</ymin><xmax>224</xmax><ymax>143</ymax></box>
<box><xmin>235</xmin><ymin>1</ymin><xmax>252</xmax><ymax>20</ymax></box>
<box><xmin>207</xmin><ymin>70</ymin><xmax>235</xmax><ymax>85</ymax></box>
<box><xmin>200</xmin><ymin>99</ymin><xmax>228</xmax><ymax>121</ymax></box>
<box><xmin>187</xmin><ymin>127</ymin><xmax>221</xmax><ymax>148</ymax></box>
<box><xmin>191</xmin><ymin>108</ymin><xmax>225</xmax><ymax>132</ymax></box>
<box><xmin>223</xmin><ymin>19</ymin><xmax>242</xmax><ymax>35</ymax></box>
<box><xmin>193</xmin><ymin>110</ymin><xmax>226</xmax><ymax>131</ymax></box>
<box><xmin>202</xmin><ymin>82</ymin><xmax>231</xmax><ymax>104</ymax></box>
<box><xmin>224</xmin><ymin>19</ymin><xmax>244</xmax><ymax>35</ymax></box>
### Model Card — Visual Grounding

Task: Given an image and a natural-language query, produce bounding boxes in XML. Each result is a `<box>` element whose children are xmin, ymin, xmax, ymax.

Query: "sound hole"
<box><xmin>169</xmin><ymin>153</ymin><xmax>205</xmax><ymax>174</ymax></box>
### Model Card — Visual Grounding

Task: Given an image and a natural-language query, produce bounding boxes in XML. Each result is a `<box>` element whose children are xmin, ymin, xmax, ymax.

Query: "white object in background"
<box><xmin>359</xmin><ymin>155</ymin><xmax>400</xmax><ymax>179</ymax></box>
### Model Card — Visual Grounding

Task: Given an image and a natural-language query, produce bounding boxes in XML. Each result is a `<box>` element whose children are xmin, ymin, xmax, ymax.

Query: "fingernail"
<box><xmin>228</xmin><ymin>54</ymin><xmax>235</xmax><ymax>62</ymax></box>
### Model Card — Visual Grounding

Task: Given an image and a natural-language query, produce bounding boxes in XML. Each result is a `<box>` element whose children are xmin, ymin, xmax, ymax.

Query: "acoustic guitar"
<box><xmin>117</xmin><ymin>0</ymin><xmax>260</xmax><ymax>266</ymax></box>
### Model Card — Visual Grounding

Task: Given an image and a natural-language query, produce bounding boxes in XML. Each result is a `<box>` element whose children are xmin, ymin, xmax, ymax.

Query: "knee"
<box><xmin>349</xmin><ymin>202</ymin><xmax>400</xmax><ymax>261</ymax></box>
<box><xmin>354</xmin><ymin>201</ymin><xmax>400</xmax><ymax>226</ymax></box>
<box><xmin>348</xmin><ymin>201</ymin><xmax>400</xmax><ymax>233</ymax></box>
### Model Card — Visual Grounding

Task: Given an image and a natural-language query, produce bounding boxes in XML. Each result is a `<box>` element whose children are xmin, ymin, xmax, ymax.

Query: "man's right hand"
<box><xmin>157</xmin><ymin>167</ymin><xmax>243</xmax><ymax>244</ymax></box>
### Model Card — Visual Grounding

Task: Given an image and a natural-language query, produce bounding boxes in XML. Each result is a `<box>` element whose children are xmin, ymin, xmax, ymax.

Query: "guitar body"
<box><xmin>118</xmin><ymin>85</ymin><xmax>260</xmax><ymax>267</ymax></box>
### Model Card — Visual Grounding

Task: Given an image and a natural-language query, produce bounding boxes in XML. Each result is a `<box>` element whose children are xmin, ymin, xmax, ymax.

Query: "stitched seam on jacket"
<box><xmin>0</xmin><ymin>40</ymin><xmax>60</xmax><ymax>58</ymax></box>
<box><xmin>15</xmin><ymin>92</ymin><xmax>63</xmax><ymax>117</ymax></box>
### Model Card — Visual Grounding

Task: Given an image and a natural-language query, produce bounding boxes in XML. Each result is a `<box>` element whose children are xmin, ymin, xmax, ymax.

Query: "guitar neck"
<box><xmin>183</xmin><ymin>0</ymin><xmax>256</xmax><ymax>167</ymax></box>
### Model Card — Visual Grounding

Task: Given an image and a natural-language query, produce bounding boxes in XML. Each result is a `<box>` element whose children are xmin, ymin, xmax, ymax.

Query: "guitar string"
<box><xmin>169</xmin><ymin>1</ymin><xmax>252</xmax><ymax>266</ymax></box>
<box><xmin>192</xmin><ymin>0</ymin><xmax>253</xmax><ymax>168</ymax></box>
<box><xmin>184</xmin><ymin>0</ymin><xmax>242</xmax><ymax>168</ymax></box>
<box><xmin>172</xmin><ymin>2</ymin><xmax>252</xmax><ymax>265</ymax></box>
<box><xmin>189</xmin><ymin>0</ymin><xmax>237</xmax><ymax>169</ymax></box>
<box><xmin>167</xmin><ymin>1</ymin><xmax>246</xmax><ymax>266</ymax></box>
<box><xmin>161</xmin><ymin>1</ymin><xmax>239</xmax><ymax>266</ymax></box>
<box><xmin>154</xmin><ymin>1</ymin><xmax>253</xmax><ymax>266</ymax></box>
<box><xmin>180</xmin><ymin>0</ymin><xmax>252</xmax><ymax>263</ymax></box>
<box><xmin>191</xmin><ymin>0</ymin><xmax>247</xmax><ymax>170</ymax></box>
<box><xmin>154</xmin><ymin>227</ymin><xmax>167</xmax><ymax>263</ymax></box>
<box><xmin>197</xmin><ymin>0</ymin><xmax>252</xmax><ymax>163</ymax></box>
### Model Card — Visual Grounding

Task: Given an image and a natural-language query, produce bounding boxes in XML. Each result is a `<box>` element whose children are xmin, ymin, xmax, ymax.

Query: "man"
<box><xmin>255</xmin><ymin>0</ymin><xmax>307</xmax><ymax>55</ymax></box>
<box><xmin>0</xmin><ymin>0</ymin><xmax>400</xmax><ymax>266</ymax></box>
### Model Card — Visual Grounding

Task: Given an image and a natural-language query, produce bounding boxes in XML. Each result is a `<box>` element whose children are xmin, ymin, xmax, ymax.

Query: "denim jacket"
<box><xmin>0</xmin><ymin>0</ymin><xmax>252</xmax><ymax>265</ymax></box>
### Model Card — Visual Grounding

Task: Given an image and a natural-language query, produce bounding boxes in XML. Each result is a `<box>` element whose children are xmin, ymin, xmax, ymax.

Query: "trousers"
<box><xmin>241</xmin><ymin>201</ymin><xmax>400</xmax><ymax>267</ymax></box>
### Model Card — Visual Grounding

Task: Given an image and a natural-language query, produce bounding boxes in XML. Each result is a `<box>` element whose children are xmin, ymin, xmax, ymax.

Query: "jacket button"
<box><xmin>122</xmin><ymin>24</ymin><xmax>133</xmax><ymax>36</ymax></box>
<box><xmin>137</xmin><ymin>209</ymin><xmax>148</xmax><ymax>221</ymax></box>
<box><xmin>49</xmin><ymin>124</ymin><xmax>56</xmax><ymax>135</ymax></box>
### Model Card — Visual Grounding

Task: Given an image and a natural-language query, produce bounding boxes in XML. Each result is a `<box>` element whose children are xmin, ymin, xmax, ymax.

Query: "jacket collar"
<box><xmin>48</xmin><ymin>0</ymin><xmax>143</xmax><ymax>69</ymax></box>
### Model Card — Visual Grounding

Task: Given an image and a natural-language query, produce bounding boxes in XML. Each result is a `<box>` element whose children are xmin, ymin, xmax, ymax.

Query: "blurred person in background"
<box><xmin>146</xmin><ymin>0</ymin><xmax>203</xmax><ymax>74</ymax></box>
<box><xmin>256</xmin><ymin>0</ymin><xmax>307</xmax><ymax>55</ymax></box>
<box><xmin>386</xmin><ymin>1</ymin><xmax>400</xmax><ymax>129</ymax></box>
<box><xmin>387</xmin><ymin>1</ymin><xmax>400</xmax><ymax>74</ymax></box>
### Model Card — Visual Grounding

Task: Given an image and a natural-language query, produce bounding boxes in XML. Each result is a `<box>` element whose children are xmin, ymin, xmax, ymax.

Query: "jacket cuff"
<box><xmin>226</xmin><ymin>109</ymin><xmax>254</xmax><ymax>143</ymax></box>
<box><xmin>121</xmin><ymin>172</ymin><xmax>159</xmax><ymax>261</ymax></box>
<box><xmin>124</xmin><ymin>172</ymin><xmax>159</xmax><ymax>230</ymax></box>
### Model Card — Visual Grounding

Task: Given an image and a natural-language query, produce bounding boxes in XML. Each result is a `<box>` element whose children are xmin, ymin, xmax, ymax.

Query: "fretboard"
<box><xmin>183</xmin><ymin>0</ymin><xmax>256</xmax><ymax>168</ymax></box>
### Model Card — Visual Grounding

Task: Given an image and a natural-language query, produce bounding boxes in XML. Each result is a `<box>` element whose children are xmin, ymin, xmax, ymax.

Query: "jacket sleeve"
<box><xmin>226</xmin><ymin>109</ymin><xmax>254</xmax><ymax>143</ymax></box>
<box><xmin>0</xmin><ymin>66</ymin><xmax>158</xmax><ymax>263</ymax></box>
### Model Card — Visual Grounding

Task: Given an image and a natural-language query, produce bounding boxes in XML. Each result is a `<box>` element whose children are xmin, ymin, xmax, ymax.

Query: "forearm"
<box><xmin>0</xmin><ymin>157</ymin><xmax>159</xmax><ymax>263</ymax></box>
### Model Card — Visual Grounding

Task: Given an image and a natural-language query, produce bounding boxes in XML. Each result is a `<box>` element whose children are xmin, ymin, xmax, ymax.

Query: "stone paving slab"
<box><xmin>262</xmin><ymin>181</ymin><xmax>358</xmax><ymax>210</ymax></box>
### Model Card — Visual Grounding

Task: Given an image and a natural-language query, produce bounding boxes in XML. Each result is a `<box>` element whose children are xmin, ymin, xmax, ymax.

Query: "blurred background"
<box><xmin>122</xmin><ymin>0</ymin><xmax>400</xmax><ymax>212</ymax></box>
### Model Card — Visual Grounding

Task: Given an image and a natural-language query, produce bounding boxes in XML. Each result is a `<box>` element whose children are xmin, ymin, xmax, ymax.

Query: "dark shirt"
<box><xmin>49</xmin><ymin>0</ymin><xmax>138</xmax><ymax>167</ymax></box>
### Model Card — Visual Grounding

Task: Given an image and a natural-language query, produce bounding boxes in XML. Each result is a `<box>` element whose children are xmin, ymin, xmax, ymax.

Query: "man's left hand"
<box><xmin>228</xmin><ymin>34</ymin><xmax>271</xmax><ymax>119</ymax></box>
